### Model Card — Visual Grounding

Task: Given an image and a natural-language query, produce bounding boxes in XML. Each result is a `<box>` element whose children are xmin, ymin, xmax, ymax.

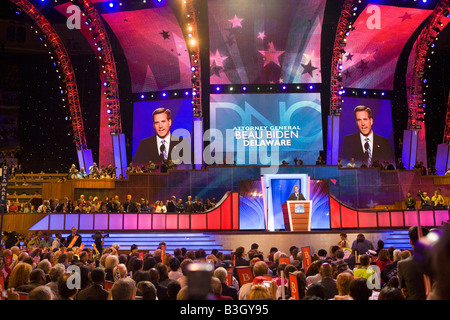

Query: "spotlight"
<box><xmin>309</xmin><ymin>85</ymin><xmax>314</xmax><ymax>90</ymax></box>
<box><xmin>140</xmin><ymin>94</ymin><xmax>145</xmax><ymax>99</ymax></box>
<box><xmin>242</xmin><ymin>86</ymin><xmax>247</xmax><ymax>91</ymax></box>
<box><xmin>215</xmin><ymin>86</ymin><xmax>221</xmax><ymax>92</ymax></box>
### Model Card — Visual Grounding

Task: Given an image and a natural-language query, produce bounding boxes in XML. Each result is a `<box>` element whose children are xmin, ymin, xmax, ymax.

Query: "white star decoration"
<box><xmin>210</xmin><ymin>49</ymin><xmax>228</xmax><ymax>68</ymax></box>
<box><xmin>228</xmin><ymin>14</ymin><xmax>244</xmax><ymax>28</ymax></box>
<box><xmin>259</xmin><ymin>42</ymin><xmax>284</xmax><ymax>67</ymax></box>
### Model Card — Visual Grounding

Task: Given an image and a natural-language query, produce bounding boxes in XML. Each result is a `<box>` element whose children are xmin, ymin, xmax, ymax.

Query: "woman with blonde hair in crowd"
<box><xmin>8</xmin><ymin>262</ymin><xmax>32</xmax><ymax>289</ymax></box>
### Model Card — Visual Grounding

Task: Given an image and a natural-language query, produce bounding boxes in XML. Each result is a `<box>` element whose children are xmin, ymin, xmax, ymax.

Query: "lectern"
<box><xmin>281</xmin><ymin>200</ymin><xmax>312</xmax><ymax>231</ymax></box>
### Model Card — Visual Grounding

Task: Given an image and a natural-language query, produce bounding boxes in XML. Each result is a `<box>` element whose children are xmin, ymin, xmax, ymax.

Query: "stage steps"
<box><xmin>383</xmin><ymin>230</ymin><xmax>412</xmax><ymax>251</ymax></box>
<box><xmin>62</xmin><ymin>232</ymin><xmax>232</xmax><ymax>255</ymax></box>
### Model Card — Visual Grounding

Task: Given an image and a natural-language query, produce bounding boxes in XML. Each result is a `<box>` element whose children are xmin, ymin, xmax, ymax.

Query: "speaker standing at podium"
<box><xmin>288</xmin><ymin>186</ymin><xmax>305</xmax><ymax>201</ymax></box>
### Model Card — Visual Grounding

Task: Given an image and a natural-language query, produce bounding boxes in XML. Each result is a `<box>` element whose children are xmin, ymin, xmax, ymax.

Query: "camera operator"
<box><xmin>417</xmin><ymin>190</ymin><xmax>432</xmax><ymax>209</ymax></box>
<box><xmin>2</xmin><ymin>231</ymin><xmax>21</xmax><ymax>249</ymax></box>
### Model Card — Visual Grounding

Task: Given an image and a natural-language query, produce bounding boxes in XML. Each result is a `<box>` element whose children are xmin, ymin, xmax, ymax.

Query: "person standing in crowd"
<box><xmin>405</xmin><ymin>192</ymin><xmax>416</xmax><ymax>210</ymax></box>
<box><xmin>66</xmin><ymin>227</ymin><xmax>82</xmax><ymax>247</ymax></box>
<box><xmin>398</xmin><ymin>226</ymin><xmax>429</xmax><ymax>300</ymax></box>
<box><xmin>351</xmin><ymin>233</ymin><xmax>374</xmax><ymax>255</ymax></box>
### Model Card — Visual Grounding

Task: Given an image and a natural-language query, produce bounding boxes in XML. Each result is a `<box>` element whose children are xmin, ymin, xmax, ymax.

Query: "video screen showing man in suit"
<box><xmin>133</xmin><ymin>108</ymin><xmax>183</xmax><ymax>165</ymax></box>
<box><xmin>288</xmin><ymin>185</ymin><xmax>305</xmax><ymax>201</ymax></box>
<box><xmin>339</xmin><ymin>105</ymin><xmax>395</xmax><ymax>167</ymax></box>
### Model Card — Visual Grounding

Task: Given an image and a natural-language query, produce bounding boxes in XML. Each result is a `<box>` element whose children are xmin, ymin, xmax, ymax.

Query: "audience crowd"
<box><xmin>4</xmin><ymin>192</ymin><xmax>219</xmax><ymax>215</ymax></box>
<box><xmin>1</xmin><ymin>226</ymin><xmax>449</xmax><ymax>301</ymax></box>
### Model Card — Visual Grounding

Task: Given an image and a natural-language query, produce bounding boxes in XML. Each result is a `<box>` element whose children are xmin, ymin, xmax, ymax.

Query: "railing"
<box><xmin>29</xmin><ymin>192</ymin><xmax>239</xmax><ymax>231</ymax></box>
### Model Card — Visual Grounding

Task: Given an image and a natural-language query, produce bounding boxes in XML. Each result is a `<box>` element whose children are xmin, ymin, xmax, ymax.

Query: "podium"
<box><xmin>281</xmin><ymin>200</ymin><xmax>312</xmax><ymax>231</ymax></box>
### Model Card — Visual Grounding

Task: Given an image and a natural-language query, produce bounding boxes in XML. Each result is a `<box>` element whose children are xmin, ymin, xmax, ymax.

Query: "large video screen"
<box><xmin>101</xmin><ymin>7</ymin><xmax>192</xmax><ymax>93</ymax></box>
<box><xmin>209</xmin><ymin>93</ymin><xmax>323</xmax><ymax>165</ymax></box>
<box><xmin>208</xmin><ymin>0</ymin><xmax>326</xmax><ymax>84</ymax></box>
<box><xmin>341</xmin><ymin>4</ymin><xmax>431</xmax><ymax>90</ymax></box>
<box><xmin>132</xmin><ymin>99</ymin><xmax>193</xmax><ymax>166</ymax></box>
<box><xmin>338</xmin><ymin>97</ymin><xmax>395</xmax><ymax>167</ymax></box>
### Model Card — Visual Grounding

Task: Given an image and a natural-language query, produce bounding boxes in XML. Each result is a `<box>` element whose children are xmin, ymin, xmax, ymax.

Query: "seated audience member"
<box><xmin>332</xmin><ymin>272</ymin><xmax>354</xmax><ymax>300</ymax></box>
<box><xmin>353</xmin><ymin>254</ymin><xmax>375</xmax><ymax>280</ymax></box>
<box><xmin>104</xmin><ymin>255</ymin><xmax>119</xmax><ymax>282</ymax></box>
<box><xmin>76</xmin><ymin>268</ymin><xmax>109</xmax><ymax>300</ymax></box>
<box><xmin>248</xmin><ymin>278</ymin><xmax>277</xmax><ymax>300</ymax></box>
<box><xmin>317</xmin><ymin>263</ymin><xmax>338</xmax><ymax>299</ymax></box>
<box><xmin>149</xmin><ymin>268</ymin><xmax>169</xmax><ymax>300</ymax></box>
<box><xmin>45</xmin><ymin>264</ymin><xmax>65</xmax><ymax>299</ymax></box>
<box><xmin>8</xmin><ymin>262</ymin><xmax>33</xmax><ymax>290</ymax></box>
<box><xmin>349</xmin><ymin>277</ymin><xmax>373</xmax><ymax>300</ymax></box>
<box><xmin>168</xmin><ymin>257</ymin><xmax>183</xmax><ymax>280</ymax></box>
<box><xmin>211</xmin><ymin>276</ymin><xmax>233</xmax><ymax>300</ymax></box>
<box><xmin>214</xmin><ymin>267</ymin><xmax>238</xmax><ymax>300</ymax></box>
<box><xmin>167</xmin><ymin>280</ymin><xmax>181</xmax><ymax>300</ymax></box>
<box><xmin>239</xmin><ymin>261</ymin><xmax>269</xmax><ymax>300</ymax></box>
<box><xmin>27</xmin><ymin>286</ymin><xmax>54</xmax><ymax>300</ymax></box>
<box><xmin>378</xmin><ymin>286</ymin><xmax>405</xmax><ymax>300</ymax></box>
<box><xmin>234</xmin><ymin>246</ymin><xmax>250</xmax><ymax>267</ymax></box>
<box><xmin>57</xmin><ymin>273</ymin><xmax>79</xmax><ymax>300</ymax></box>
<box><xmin>305</xmin><ymin>282</ymin><xmax>326</xmax><ymax>300</ymax></box>
<box><xmin>15</xmin><ymin>268</ymin><xmax>47</xmax><ymax>293</ymax></box>
<box><xmin>376</xmin><ymin>249</ymin><xmax>392</xmax><ymax>273</ymax></box>
<box><xmin>286</xmin><ymin>271</ymin><xmax>307</xmax><ymax>300</ymax></box>
<box><xmin>109</xmin><ymin>278</ymin><xmax>137</xmax><ymax>300</ymax></box>
<box><xmin>136</xmin><ymin>281</ymin><xmax>157</xmax><ymax>300</ymax></box>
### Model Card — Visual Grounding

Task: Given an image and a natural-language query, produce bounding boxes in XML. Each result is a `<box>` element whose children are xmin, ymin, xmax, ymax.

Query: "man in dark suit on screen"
<box><xmin>133</xmin><ymin>108</ymin><xmax>183</xmax><ymax>165</ymax></box>
<box><xmin>339</xmin><ymin>105</ymin><xmax>395</xmax><ymax>167</ymax></box>
<box><xmin>288</xmin><ymin>186</ymin><xmax>305</xmax><ymax>201</ymax></box>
